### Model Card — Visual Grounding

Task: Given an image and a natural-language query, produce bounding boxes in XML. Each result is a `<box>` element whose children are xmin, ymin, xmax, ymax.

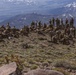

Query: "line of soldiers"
<box><xmin>0</xmin><ymin>18</ymin><xmax>75</xmax><ymax>45</ymax></box>
<box><xmin>49</xmin><ymin>17</ymin><xmax>74</xmax><ymax>27</ymax></box>
<box><xmin>48</xmin><ymin>18</ymin><xmax>75</xmax><ymax>44</ymax></box>
<box><xmin>0</xmin><ymin>23</ymin><xmax>20</xmax><ymax>40</ymax></box>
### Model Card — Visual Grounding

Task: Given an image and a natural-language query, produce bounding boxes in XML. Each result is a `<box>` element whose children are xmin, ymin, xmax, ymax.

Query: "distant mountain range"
<box><xmin>0</xmin><ymin>1</ymin><xmax>76</xmax><ymax>28</ymax></box>
<box><xmin>0</xmin><ymin>0</ymin><xmax>76</xmax><ymax>16</ymax></box>
<box><xmin>0</xmin><ymin>13</ymin><xmax>76</xmax><ymax>28</ymax></box>
<box><xmin>0</xmin><ymin>13</ymin><xmax>54</xmax><ymax>28</ymax></box>
<box><xmin>49</xmin><ymin>2</ymin><xmax>76</xmax><ymax>16</ymax></box>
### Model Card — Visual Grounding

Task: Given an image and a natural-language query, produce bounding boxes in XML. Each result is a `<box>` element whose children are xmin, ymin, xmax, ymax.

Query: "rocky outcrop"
<box><xmin>0</xmin><ymin>62</ymin><xmax>17</xmax><ymax>75</ymax></box>
<box><xmin>0</xmin><ymin>63</ymin><xmax>65</xmax><ymax>75</ymax></box>
<box><xmin>24</xmin><ymin>69</ymin><xmax>64</xmax><ymax>75</ymax></box>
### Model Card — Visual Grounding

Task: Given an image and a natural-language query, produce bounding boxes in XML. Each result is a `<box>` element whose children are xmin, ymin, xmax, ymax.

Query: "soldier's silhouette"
<box><xmin>6</xmin><ymin>23</ymin><xmax>11</xmax><ymax>30</ymax></box>
<box><xmin>70</xmin><ymin>18</ymin><xmax>74</xmax><ymax>27</ymax></box>
<box><xmin>65</xmin><ymin>18</ymin><xmax>68</xmax><ymax>25</ymax></box>
<box><xmin>56</xmin><ymin>18</ymin><xmax>58</xmax><ymax>26</ymax></box>
<box><xmin>49</xmin><ymin>19</ymin><xmax>52</xmax><ymax>25</ymax></box>
<box><xmin>61</xmin><ymin>19</ymin><xmax>64</xmax><ymax>25</ymax></box>
<box><xmin>52</xmin><ymin>17</ymin><xmax>55</xmax><ymax>25</ymax></box>
<box><xmin>56</xmin><ymin>18</ymin><xmax>60</xmax><ymax>27</ymax></box>
<box><xmin>49</xmin><ymin>19</ymin><xmax>53</xmax><ymax>28</ymax></box>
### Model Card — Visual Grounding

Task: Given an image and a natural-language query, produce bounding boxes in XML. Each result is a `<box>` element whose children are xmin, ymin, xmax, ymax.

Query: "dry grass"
<box><xmin>52</xmin><ymin>68</ymin><xmax>70</xmax><ymax>75</ymax></box>
<box><xmin>0</xmin><ymin>32</ymin><xmax>76</xmax><ymax>74</ymax></box>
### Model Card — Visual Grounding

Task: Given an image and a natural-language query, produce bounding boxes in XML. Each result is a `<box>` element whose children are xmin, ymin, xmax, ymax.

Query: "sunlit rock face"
<box><xmin>24</xmin><ymin>69</ymin><xmax>64</xmax><ymax>75</ymax></box>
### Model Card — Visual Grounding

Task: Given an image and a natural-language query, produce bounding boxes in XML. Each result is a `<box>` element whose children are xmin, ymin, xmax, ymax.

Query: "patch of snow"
<box><xmin>65</xmin><ymin>2</ymin><xmax>76</xmax><ymax>8</ymax></box>
<box><xmin>4</xmin><ymin>0</ymin><xmax>36</xmax><ymax>5</ymax></box>
<box><xmin>62</xmin><ymin>13</ymin><xmax>73</xmax><ymax>18</ymax></box>
<box><xmin>21</xmin><ymin>17</ymin><xmax>26</xmax><ymax>20</ymax></box>
<box><xmin>62</xmin><ymin>14</ymin><xmax>66</xmax><ymax>17</ymax></box>
<box><xmin>69</xmin><ymin>14</ymin><xmax>73</xmax><ymax>17</ymax></box>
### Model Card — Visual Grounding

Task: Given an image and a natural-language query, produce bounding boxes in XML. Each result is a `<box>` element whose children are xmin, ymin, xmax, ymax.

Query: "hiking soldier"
<box><xmin>70</xmin><ymin>18</ymin><xmax>74</xmax><ymax>27</ymax></box>
<box><xmin>52</xmin><ymin>17</ymin><xmax>55</xmax><ymax>25</ymax></box>
<box><xmin>65</xmin><ymin>18</ymin><xmax>68</xmax><ymax>25</ymax></box>
<box><xmin>49</xmin><ymin>19</ymin><xmax>53</xmax><ymax>30</ymax></box>
<box><xmin>56</xmin><ymin>18</ymin><xmax>60</xmax><ymax>27</ymax></box>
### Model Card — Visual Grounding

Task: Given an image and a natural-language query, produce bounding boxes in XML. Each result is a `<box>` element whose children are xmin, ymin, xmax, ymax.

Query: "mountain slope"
<box><xmin>0</xmin><ymin>0</ymin><xmax>76</xmax><ymax>16</ymax></box>
<box><xmin>0</xmin><ymin>13</ymin><xmax>54</xmax><ymax>28</ymax></box>
<box><xmin>0</xmin><ymin>13</ymin><xmax>76</xmax><ymax>28</ymax></box>
<box><xmin>0</xmin><ymin>2</ymin><xmax>76</xmax><ymax>28</ymax></box>
<box><xmin>49</xmin><ymin>2</ymin><xmax>76</xmax><ymax>17</ymax></box>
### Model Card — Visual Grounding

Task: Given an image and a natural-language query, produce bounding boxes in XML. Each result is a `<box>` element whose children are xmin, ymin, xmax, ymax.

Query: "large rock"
<box><xmin>24</xmin><ymin>69</ymin><xmax>64</xmax><ymax>75</ymax></box>
<box><xmin>0</xmin><ymin>62</ymin><xmax>17</xmax><ymax>75</ymax></box>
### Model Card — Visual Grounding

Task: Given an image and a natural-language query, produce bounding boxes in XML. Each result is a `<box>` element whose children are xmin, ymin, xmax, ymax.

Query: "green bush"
<box><xmin>30</xmin><ymin>64</ymin><xmax>38</xmax><ymax>70</ymax></box>
<box><xmin>53</xmin><ymin>68</ymin><xmax>70</xmax><ymax>75</ymax></box>
<box><xmin>53</xmin><ymin>60</ymin><xmax>71</xmax><ymax>69</ymax></box>
<box><xmin>53</xmin><ymin>59</ymin><xmax>76</xmax><ymax>70</ymax></box>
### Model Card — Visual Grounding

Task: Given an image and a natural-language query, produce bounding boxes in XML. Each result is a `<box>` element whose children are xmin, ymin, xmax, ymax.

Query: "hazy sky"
<box><xmin>0</xmin><ymin>0</ymin><xmax>75</xmax><ymax>16</ymax></box>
